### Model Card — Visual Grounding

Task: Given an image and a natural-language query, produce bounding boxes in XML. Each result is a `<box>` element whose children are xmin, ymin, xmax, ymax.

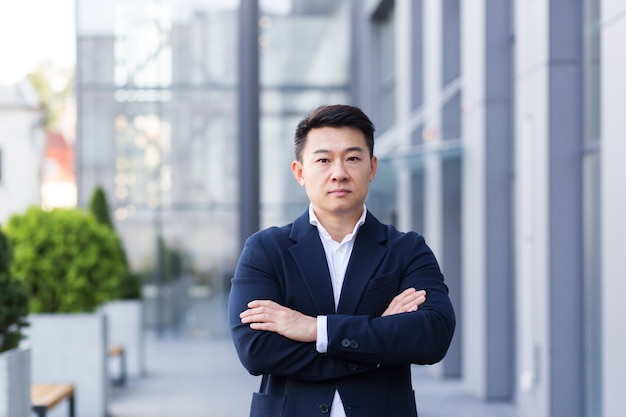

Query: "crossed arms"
<box><xmin>239</xmin><ymin>287</ymin><xmax>427</xmax><ymax>343</ymax></box>
<box><xmin>229</xmin><ymin>228</ymin><xmax>455</xmax><ymax>381</ymax></box>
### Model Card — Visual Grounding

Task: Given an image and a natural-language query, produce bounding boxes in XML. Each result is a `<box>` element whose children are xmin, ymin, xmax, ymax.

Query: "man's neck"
<box><xmin>313</xmin><ymin>208</ymin><xmax>364</xmax><ymax>243</ymax></box>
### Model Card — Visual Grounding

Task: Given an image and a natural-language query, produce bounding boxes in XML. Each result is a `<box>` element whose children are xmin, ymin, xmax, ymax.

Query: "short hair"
<box><xmin>294</xmin><ymin>104</ymin><xmax>375</xmax><ymax>162</ymax></box>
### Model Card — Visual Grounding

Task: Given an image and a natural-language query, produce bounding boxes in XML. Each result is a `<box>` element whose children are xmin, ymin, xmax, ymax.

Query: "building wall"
<box><xmin>358</xmin><ymin>0</ymin><xmax>623</xmax><ymax>416</ymax></box>
<box><xmin>0</xmin><ymin>84</ymin><xmax>45</xmax><ymax>224</ymax></box>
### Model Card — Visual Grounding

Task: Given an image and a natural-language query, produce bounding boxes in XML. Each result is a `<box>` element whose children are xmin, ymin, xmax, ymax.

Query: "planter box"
<box><xmin>24</xmin><ymin>313</ymin><xmax>109</xmax><ymax>417</ymax></box>
<box><xmin>0</xmin><ymin>345</ymin><xmax>31</xmax><ymax>417</ymax></box>
<box><xmin>101</xmin><ymin>299</ymin><xmax>145</xmax><ymax>377</ymax></box>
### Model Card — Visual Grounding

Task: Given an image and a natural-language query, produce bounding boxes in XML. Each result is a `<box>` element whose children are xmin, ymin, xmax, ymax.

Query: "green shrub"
<box><xmin>117</xmin><ymin>271</ymin><xmax>142</xmax><ymax>300</ymax></box>
<box><xmin>0</xmin><ymin>227</ymin><xmax>29</xmax><ymax>353</ymax></box>
<box><xmin>4</xmin><ymin>206</ymin><xmax>128</xmax><ymax>313</ymax></box>
<box><xmin>88</xmin><ymin>185</ymin><xmax>114</xmax><ymax>230</ymax></box>
<box><xmin>88</xmin><ymin>186</ymin><xmax>142</xmax><ymax>300</ymax></box>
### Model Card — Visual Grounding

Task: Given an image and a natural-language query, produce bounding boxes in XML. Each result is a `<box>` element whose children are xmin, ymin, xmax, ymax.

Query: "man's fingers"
<box><xmin>395</xmin><ymin>289</ymin><xmax>426</xmax><ymax>306</ymax></box>
<box><xmin>240</xmin><ymin>300</ymin><xmax>281</xmax><ymax>323</ymax></box>
<box><xmin>408</xmin><ymin>292</ymin><xmax>426</xmax><ymax>310</ymax></box>
<box><xmin>239</xmin><ymin>300</ymin><xmax>317</xmax><ymax>342</ymax></box>
<box><xmin>382</xmin><ymin>289</ymin><xmax>427</xmax><ymax>316</ymax></box>
<box><xmin>246</xmin><ymin>299</ymin><xmax>278</xmax><ymax>309</ymax></box>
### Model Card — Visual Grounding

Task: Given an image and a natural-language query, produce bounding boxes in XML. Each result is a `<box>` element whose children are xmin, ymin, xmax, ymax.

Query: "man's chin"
<box><xmin>323</xmin><ymin>204</ymin><xmax>362</xmax><ymax>216</ymax></box>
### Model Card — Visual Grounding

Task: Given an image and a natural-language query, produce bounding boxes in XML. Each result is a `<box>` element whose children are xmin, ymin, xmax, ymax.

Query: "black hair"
<box><xmin>294</xmin><ymin>104</ymin><xmax>375</xmax><ymax>161</ymax></box>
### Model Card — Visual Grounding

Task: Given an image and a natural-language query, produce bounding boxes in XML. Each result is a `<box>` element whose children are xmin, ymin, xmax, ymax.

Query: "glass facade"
<box><xmin>258</xmin><ymin>0</ymin><xmax>351</xmax><ymax>227</ymax></box>
<box><xmin>76</xmin><ymin>0</ymin><xmax>351</xmax><ymax>301</ymax></box>
<box><xmin>77</xmin><ymin>0</ymin><xmax>239</xmax><ymax>292</ymax></box>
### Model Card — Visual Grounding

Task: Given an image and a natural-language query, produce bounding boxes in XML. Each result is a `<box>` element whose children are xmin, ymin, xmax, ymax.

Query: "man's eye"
<box><xmin>347</xmin><ymin>156</ymin><xmax>360</xmax><ymax>162</ymax></box>
<box><xmin>317</xmin><ymin>158</ymin><xmax>330</xmax><ymax>163</ymax></box>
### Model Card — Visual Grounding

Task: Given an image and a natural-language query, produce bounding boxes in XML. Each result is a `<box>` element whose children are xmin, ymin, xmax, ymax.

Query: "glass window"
<box><xmin>442</xmin><ymin>0</ymin><xmax>460</xmax><ymax>86</ymax></box>
<box><xmin>411</xmin><ymin>0</ymin><xmax>424</xmax><ymax>112</ymax></box>
<box><xmin>372</xmin><ymin>1</ymin><xmax>396</xmax><ymax>133</ymax></box>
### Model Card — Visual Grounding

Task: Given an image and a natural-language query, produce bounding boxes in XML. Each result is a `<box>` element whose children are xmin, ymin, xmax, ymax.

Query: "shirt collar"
<box><xmin>309</xmin><ymin>204</ymin><xmax>367</xmax><ymax>243</ymax></box>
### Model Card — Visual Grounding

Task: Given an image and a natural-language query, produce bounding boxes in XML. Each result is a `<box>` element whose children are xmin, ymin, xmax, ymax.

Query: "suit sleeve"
<box><xmin>228</xmin><ymin>231</ymin><xmax>375</xmax><ymax>382</ymax></box>
<box><xmin>325</xmin><ymin>233</ymin><xmax>456</xmax><ymax>366</ymax></box>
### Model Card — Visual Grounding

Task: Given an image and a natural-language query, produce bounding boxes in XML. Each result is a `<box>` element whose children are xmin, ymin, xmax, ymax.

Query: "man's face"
<box><xmin>291</xmin><ymin>126</ymin><xmax>377</xmax><ymax>219</ymax></box>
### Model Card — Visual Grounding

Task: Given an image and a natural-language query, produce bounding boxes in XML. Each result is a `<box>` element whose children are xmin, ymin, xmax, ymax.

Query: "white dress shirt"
<box><xmin>309</xmin><ymin>204</ymin><xmax>367</xmax><ymax>417</ymax></box>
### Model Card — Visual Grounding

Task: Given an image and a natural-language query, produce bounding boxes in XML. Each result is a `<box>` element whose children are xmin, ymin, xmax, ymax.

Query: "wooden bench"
<box><xmin>31</xmin><ymin>383</ymin><xmax>75</xmax><ymax>417</ymax></box>
<box><xmin>108</xmin><ymin>344</ymin><xmax>127</xmax><ymax>386</ymax></box>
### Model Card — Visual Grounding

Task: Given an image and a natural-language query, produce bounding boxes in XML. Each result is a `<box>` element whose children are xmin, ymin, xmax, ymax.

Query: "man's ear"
<box><xmin>291</xmin><ymin>160</ymin><xmax>305</xmax><ymax>186</ymax></box>
<box><xmin>369</xmin><ymin>155</ymin><xmax>378</xmax><ymax>181</ymax></box>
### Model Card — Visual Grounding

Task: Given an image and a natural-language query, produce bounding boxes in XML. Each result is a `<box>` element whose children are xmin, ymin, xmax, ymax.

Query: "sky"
<box><xmin>0</xmin><ymin>0</ymin><xmax>76</xmax><ymax>85</ymax></box>
<box><xmin>0</xmin><ymin>0</ymin><xmax>291</xmax><ymax>86</ymax></box>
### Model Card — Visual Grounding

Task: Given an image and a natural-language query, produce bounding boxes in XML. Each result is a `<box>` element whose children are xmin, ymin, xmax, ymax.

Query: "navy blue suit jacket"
<box><xmin>228</xmin><ymin>210</ymin><xmax>455</xmax><ymax>417</ymax></box>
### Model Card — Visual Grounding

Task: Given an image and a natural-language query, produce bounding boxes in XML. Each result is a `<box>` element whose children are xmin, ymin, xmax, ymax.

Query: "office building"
<box><xmin>75</xmin><ymin>1</ymin><xmax>626</xmax><ymax>416</ymax></box>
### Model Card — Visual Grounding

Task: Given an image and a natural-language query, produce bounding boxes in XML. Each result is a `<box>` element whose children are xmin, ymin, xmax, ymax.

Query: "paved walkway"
<box><xmin>35</xmin><ymin>293</ymin><xmax>519</xmax><ymax>417</ymax></box>
<box><xmin>105</xmin><ymin>333</ymin><xmax>519</xmax><ymax>417</ymax></box>
<box><xmin>108</xmin><ymin>336</ymin><xmax>258</xmax><ymax>417</ymax></box>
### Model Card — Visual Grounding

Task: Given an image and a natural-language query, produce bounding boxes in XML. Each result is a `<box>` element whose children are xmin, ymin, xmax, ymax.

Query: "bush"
<box><xmin>88</xmin><ymin>185</ymin><xmax>142</xmax><ymax>300</ymax></box>
<box><xmin>117</xmin><ymin>271</ymin><xmax>142</xmax><ymax>300</ymax></box>
<box><xmin>4</xmin><ymin>207</ymin><xmax>128</xmax><ymax>313</ymax></box>
<box><xmin>0</xmin><ymin>227</ymin><xmax>29</xmax><ymax>353</ymax></box>
<box><xmin>88</xmin><ymin>185</ymin><xmax>114</xmax><ymax>230</ymax></box>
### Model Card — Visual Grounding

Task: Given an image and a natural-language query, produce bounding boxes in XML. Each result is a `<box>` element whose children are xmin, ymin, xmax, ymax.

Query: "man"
<box><xmin>228</xmin><ymin>104</ymin><xmax>455</xmax><ymax>417</ymax></box>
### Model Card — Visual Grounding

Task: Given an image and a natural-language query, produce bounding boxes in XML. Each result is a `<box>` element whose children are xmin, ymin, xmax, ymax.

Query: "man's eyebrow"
<box><xmin>312</xmin><ymin>146</ymin><xmax>364</xmax><ymax>154</ymax></box>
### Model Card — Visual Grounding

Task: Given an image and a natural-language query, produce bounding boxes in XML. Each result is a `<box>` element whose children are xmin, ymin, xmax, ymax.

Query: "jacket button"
<box><xmin>319</xmin><ymin>404</ymin><xmax>330</xmax><ymax>414</ymax></box>
<box><xmin>341</xmin><ymin>338</ymin><xmax>351</xmax><ymax>348</ymax></box>
<box><xmin>348</xmin><ymin>362</ymin><xmax>358</xmax><ymax>371</ymax></box>
<box><xmin>350</xmin><ymin>340</ymin><xmax>359</xmax><ymax>349</ymax></box>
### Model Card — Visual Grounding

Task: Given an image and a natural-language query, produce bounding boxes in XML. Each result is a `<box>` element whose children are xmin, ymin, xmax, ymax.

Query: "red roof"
<box><xmin>43</xmin><ymin>131</ymin><xmax>75</xmax><ymax>183</ymax></box>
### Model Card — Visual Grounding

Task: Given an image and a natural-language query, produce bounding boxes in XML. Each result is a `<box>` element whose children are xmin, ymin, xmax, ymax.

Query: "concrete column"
<box><xmin>514</xmin><ymin>1</ymin><xmax>584</xmax><ymax>416</ymax></box>
<box><xmin>422</xmin><ymin>0</ymin><xmax>443</xmax><ymax>259</ymax></box>
<box><xmin>601</xmin><ymin>2</ymin><xmax>626</xmax><ymax>416</ymax></box>
<box><xmin>394</xmin><ymin>0</ymin><xmax>413</xmax><ymax>232</ymax></box>
<box><xmin>238</xmin><ymin>0</ymin><xmax>260</xmax><ymax>251</ymax></box>
<box><xmin>461</xmin><ymin>0</ymin><xmax>513</xmax><ymax>400</ymax></box>
<box><xmin>546</xmin><ymin>0</ymin><xmax>585</xmax><ymax>413</ymax></box>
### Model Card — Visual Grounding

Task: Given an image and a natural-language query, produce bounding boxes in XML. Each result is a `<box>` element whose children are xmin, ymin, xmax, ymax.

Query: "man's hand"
<box><xmin>240</xmin><ymin>300</ymin><xmax>317</xmax><ymax>342</ymax></box>
<box><xmin>382</xmin><ymin>288</ymin><xmax>426</xmax><ymax>317</ymax></box>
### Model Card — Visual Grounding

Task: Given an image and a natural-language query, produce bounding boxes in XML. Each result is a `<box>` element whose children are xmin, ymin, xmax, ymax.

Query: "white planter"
<box><xmin>25</xmin><ymin>313</ymin><xmax>109</xmax><ymax>417</ymax></box>
<box><xmin>0</xmin><ymin>345</ymin><xmax>31</xmax><ymax>417</ymax></box>
<box><xmin>101</xmin><ymin>299</ymin><xmax>145</xmax><ymax>377</ymax></box>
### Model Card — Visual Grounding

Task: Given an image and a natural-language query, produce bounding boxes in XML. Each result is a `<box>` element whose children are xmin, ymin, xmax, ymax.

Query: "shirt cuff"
<box><xmin>316</xmin><ymin>315</ymin><xmax>328</xmax><ymax>353</ymax></box>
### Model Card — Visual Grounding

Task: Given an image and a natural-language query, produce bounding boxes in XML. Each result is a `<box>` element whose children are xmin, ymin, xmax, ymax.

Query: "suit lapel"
<box><xmin>288</xmin><ymin>212</ymin><xmax>336</xmax><ymax>315</ymax></box>
<box><xmin>337</xmin><ymin>212</ymin><xmax>387</xmax><ymax>314</ymax></box>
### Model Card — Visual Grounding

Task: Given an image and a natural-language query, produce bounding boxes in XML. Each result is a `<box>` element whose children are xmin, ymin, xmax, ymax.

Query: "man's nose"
<box><xmin>331</xmin><ymin>162</ymin><xmax>348</xmax><ymax>181</ymax></box>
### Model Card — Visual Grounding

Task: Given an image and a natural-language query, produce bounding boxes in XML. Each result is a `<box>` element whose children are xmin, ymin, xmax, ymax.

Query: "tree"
<box><xmin>89</xmin><ymin>185</ymin><xmax>114</xmax><ymax>229</ymax></box>
<box><xmin>88</xmin><ymin>186</ymin><xmax>142</xmax><ymax>300</ymax></box>
<box><xmin>0</xmin><ymin>227</ymin><xmax>29</xmax><ymax>352</ymax></box>
<box><xmin>27</xmin><ymin>63</ymin><xmax>73</xmax><ymax>131</ymax></box>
